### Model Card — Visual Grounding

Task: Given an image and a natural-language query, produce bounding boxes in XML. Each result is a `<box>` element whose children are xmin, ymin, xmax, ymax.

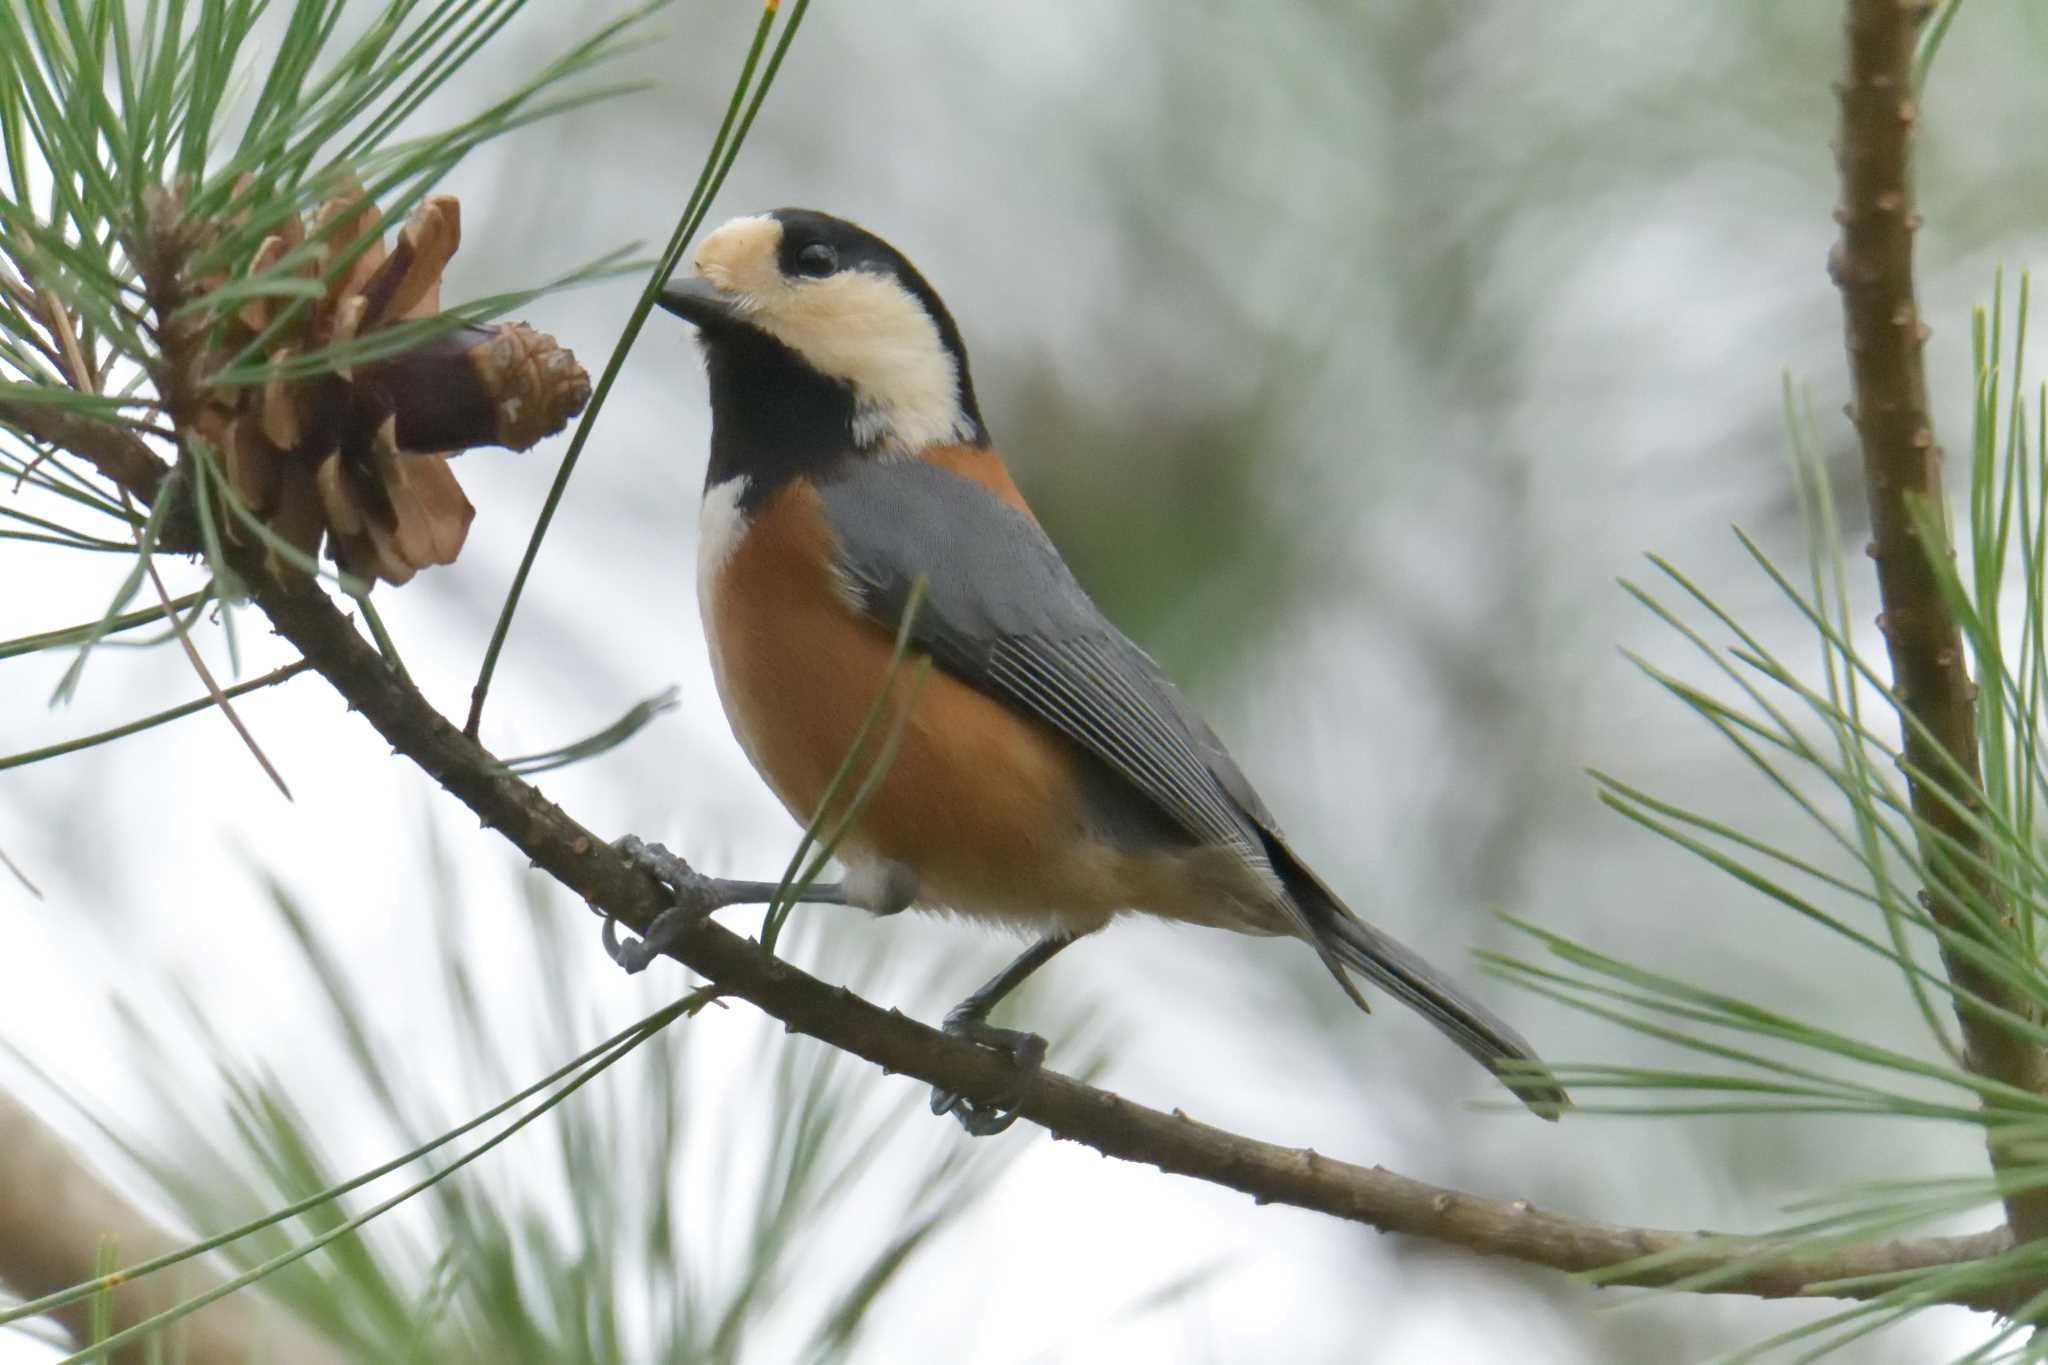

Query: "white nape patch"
<box><xmin>696</xmin><ymin>476</ymin><xmax>750</xmax><ymax>627</ymax></box>
<box><xmin>689</xmin><ymin>215</ymin><xmax>976</xmax><ymax>452</ymax></box>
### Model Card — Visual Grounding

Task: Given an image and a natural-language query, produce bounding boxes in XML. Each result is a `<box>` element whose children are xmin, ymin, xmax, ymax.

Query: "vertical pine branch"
<box><xmin>1830</xmin><ymin>0</ymin><xmax>2048</xmax><ymax>1245</ymax></box>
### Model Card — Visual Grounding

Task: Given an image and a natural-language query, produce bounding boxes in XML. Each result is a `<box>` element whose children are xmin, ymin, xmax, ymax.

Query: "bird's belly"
<box><xmin>701</xmin><ymin>479</ymin><xmax>1146</xmax><ymax>933</ymax></box>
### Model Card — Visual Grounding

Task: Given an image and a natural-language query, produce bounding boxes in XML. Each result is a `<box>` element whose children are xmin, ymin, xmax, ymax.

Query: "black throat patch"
<box><xmin>698</xmin><ymin>324</ymin><xmax>858</xmax><ymax>509</ymax></box>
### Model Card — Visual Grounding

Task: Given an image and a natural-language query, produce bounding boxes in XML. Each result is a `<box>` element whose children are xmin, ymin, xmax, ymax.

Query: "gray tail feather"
<box><xmin>1265</xmin><ymin>842</ymin><xmax>1569</xmax><ymax>1119</ymax></box>
<box><xmin>1319</xmin><ymin>910</ymin><xmax>1570</xmax><ymax>1118</ymax></box>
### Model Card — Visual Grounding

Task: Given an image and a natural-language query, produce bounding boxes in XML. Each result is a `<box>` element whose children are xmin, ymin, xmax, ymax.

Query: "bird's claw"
<box><xmin>605</xmin><ymin>904</ymin><xmax>712</xmax><ymax>974</ymax></box>
<box><xmin>929</xmin><ymin>1014</ymin><xmax>1049</xmax><ymax>1136</ymax></box>
<box><xmin>930</xmin><ymin>1091</ymin><xmax>1024</xmax><ymax>1137</ymax></box>
<box><xmin>615</xmin><ymin>835</ymin><xmax>708</xmax><ymax>895</ymax></box>
<box><xmin>605</xmin><ymin>835</ymin><xmax>716</xmax><ymax>974</ymax></box>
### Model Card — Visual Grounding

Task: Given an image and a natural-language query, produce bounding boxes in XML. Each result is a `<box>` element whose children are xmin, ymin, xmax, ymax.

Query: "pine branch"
<box><xmin>0</xmin><ymin>1086</ymin><xmax>351</xmax><ymax>1365</ymax></box>
<box><xmin>230</xmin><ymin>552</ymin><xmax>2009</xmax><ymax>1307</ymax></box>
<box><xmin>0</xmin><ymin>397</ymin><xmax>166</xmax><ymax>506</ymax></box>
<box><xmin>1829</xmin><ymin>0</ymin><xmax>2048</xmax><ymax>1248</ymax></box>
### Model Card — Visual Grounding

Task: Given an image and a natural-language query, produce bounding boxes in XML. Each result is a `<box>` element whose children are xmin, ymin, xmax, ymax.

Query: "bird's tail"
<box><xmin>1265</xmin><ymin>840</ymin><xmax>1570</xmax><ymax>1119</ymax></box>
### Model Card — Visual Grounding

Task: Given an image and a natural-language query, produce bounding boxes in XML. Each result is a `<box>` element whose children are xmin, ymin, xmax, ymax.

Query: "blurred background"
<box><xmin>8</xmin><ymin>1</ymin><xmax>2048</xmax><ymax>1359</ymax></box>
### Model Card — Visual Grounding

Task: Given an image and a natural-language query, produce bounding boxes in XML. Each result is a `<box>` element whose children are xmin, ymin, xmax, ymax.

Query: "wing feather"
<box><xmin>818</xmin><ymin>460</ymin><xmax>1269</xmax><ymax>868</ymax></box>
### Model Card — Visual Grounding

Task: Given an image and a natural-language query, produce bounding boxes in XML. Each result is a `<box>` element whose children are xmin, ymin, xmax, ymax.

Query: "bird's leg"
<box><xmin>604</xmin><ymin>835</ymin><xmax>849</xmax><ymax>973</ymax></box>
<box><xmin>931</xmin><ymin>933</ymin><xmax>1075</xmax><ymax>1137</ymax></box>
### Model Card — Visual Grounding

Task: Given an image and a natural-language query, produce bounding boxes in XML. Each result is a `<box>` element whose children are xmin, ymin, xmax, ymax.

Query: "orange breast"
<box><xmin>702</xmin><ymin>476</ymin><xmax>1121</xmax><ymax>931</ymax></box>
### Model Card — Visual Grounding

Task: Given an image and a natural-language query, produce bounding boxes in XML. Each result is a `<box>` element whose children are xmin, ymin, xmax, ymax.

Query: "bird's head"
<box><xmin>661</xmin><ymin>209</ymin><xmax>986</xmax><ymax>456</ymax></box>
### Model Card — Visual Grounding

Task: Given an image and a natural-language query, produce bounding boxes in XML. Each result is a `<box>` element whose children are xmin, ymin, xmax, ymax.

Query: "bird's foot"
<box><xmin>604</xmin><ymin>835</ymin><xmax>721</xmax><ymax>974</ymax></box>
<box><xmin>928</xmin><ymin>1010</ymin><xmax>1050</xmax><ymax>1137</ymax></box>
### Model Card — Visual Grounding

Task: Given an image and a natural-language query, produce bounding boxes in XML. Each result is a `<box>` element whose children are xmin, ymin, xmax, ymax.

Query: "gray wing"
<box><xmin>815</xmin><ymin>459</ymin><xmax>1276</xmax><ymax>865</ymax></box>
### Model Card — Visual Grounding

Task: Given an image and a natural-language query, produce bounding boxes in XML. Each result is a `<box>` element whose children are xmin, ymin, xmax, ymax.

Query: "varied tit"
<box><xmin>611</xmin><ymin>207</ymin><xmax>1568</xmax><ymax>1134</ymax></box>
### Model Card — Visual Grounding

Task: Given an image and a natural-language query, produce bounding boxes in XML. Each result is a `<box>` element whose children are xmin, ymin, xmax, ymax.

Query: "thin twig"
<box><xmin>1829</xmin><ymin>0</ymin><xmax>2048</xmax><ymax>1250</ymax></box>
<box><xmin>127</xmin><ymin>493</ymin><xmax>294</xmax><ymax>800</ymax></box>
<box><xmin>0</xmin><ymin>397</ymin><xmax>170</xmax><ymax>508</ymax></box>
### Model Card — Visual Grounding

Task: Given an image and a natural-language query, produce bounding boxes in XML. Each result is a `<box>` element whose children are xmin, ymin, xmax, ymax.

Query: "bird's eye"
<box><xmin>793</xmin><ymin>243</ymin><xmax>838</xmax><ymax>277</ymax></box>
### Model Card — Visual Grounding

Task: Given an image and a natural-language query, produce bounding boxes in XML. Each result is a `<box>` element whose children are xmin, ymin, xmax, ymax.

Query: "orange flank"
<box><xmin>703</xmin><ymin>480</ymin><xmax>1125</xmax><ymax>930</ymax></box>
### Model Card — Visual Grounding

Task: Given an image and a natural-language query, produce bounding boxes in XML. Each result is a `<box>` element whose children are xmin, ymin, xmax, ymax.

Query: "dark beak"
<box><xmin>657</xmin><ymin>275</ymin><xmax>748</xmax><ymax>328</ymax></box>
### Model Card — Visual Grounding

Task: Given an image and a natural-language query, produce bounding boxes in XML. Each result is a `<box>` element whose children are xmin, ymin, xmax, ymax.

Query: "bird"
<box><xmin>610</xmin><ymin>207</ymin><xmax>1568</xmax><ymax>1134</ymax></box>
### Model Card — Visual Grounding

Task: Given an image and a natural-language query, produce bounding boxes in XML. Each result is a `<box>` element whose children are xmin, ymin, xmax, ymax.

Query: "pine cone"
<box><xmin>186</xmin><ymin>177</ymin><xmax>591</xmax><ymax>586</ymax></box>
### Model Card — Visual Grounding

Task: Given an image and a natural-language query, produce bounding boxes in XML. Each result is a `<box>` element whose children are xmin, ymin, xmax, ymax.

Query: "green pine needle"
<box><xmin>463</xmin><ymin>0</ymin><xmax>816</xmax><ymax>740</ymax></box>
<box><xmin>1491</xmin><ymin>272</ymin><xmax>2048</xmax><ymax>1348</ymax></box>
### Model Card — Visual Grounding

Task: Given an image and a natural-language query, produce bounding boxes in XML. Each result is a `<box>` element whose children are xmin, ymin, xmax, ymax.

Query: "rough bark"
<box><xmin>1829</xmin><ymin>0</ymin><xmax>2048</xmax><ymax>1248</ymax></box>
